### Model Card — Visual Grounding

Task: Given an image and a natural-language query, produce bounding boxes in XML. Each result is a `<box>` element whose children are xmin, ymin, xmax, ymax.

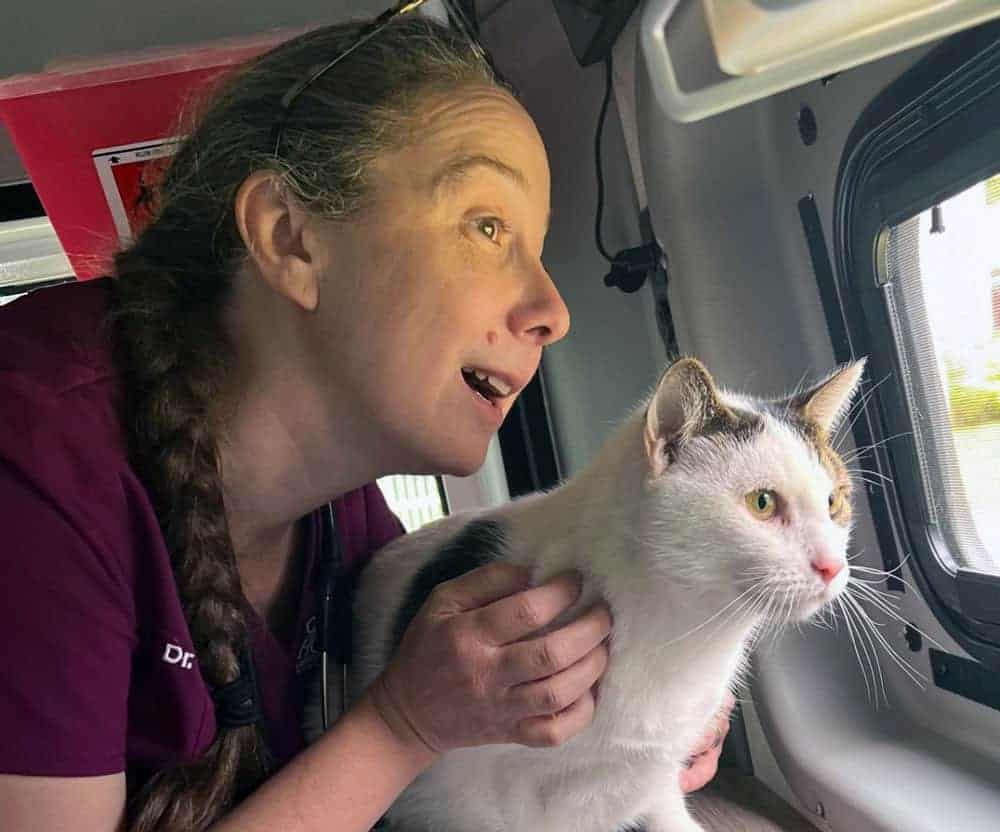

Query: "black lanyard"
<box><xmin>214</xmin><ymin>503</ymin><xmax>352</xmax><ymax>751</ymax></box>
<box><xmin>317</xmin><ymin>502</ymin><xmax>352</xmax><ymax>729</ymax></box>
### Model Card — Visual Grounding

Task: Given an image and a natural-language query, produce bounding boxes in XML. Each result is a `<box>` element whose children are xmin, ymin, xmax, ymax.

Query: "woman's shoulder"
<box><xmin>0</xmin><ymin>278</ymin><xmax>116</xmax><ymax>396</ymax></box>
<box><xmin>0</xmin><ymin>278</ymin><xmax>155</xmax><ymax>588</ymax></box>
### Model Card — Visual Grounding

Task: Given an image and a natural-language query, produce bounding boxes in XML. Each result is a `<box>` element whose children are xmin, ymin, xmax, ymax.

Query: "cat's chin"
<box><xmin>796</xmin><ymin>589</ymin><xmax>842</xmax><ymax>622</ymax></box>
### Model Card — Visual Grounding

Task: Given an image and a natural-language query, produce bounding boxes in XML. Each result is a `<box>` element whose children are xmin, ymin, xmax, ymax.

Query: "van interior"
<box><xmin>2</xmin><ymin>2</ymin><xmax>999</xmax><ymax>830</ymax></box>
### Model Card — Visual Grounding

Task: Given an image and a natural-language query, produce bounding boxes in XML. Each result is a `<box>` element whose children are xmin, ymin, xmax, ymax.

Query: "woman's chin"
<box><xmin>440</xmin><ymin>449</ymin><xmax>489</xmax><ymax>479</ymax></box>
<box><xmin>433</xmin><ymin>437</ymin><xmax>492</xmax><ymax>479</ymax></box>
<box><xmin>394</xmin><ymin>437</ymin><xmax>490</xmax><ymax>481</ymax></box>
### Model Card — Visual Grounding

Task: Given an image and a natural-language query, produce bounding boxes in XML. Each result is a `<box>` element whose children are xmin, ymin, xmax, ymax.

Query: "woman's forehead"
<box><xmin>380</xmin><ymin>86</ymin><xmax>550</xmax><ymax>196</ymax></box>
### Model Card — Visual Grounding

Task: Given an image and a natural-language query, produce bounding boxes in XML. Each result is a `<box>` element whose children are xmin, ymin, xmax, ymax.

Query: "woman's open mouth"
<box><xmin>461</xmin><ymin>367</ymin><xmax>512</xmax><ymax>405</ymax></box>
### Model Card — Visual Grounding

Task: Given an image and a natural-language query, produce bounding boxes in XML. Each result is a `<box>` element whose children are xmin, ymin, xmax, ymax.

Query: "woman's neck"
<box><xmin>235</xmin><ymin>517</ymin><xmax>307</xmax><ymax>643</ymax></box>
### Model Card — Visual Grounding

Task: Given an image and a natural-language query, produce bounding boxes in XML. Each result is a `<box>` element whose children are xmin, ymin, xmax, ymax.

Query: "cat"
<box><xmin>348</xmin><ymin>356</ymin><xmax>865</xmax><ymax>832</ymax></box>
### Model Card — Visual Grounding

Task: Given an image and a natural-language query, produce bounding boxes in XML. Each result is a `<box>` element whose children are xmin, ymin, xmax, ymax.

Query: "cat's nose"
<box><xmin>811</xmin><ymin>553</ymin><xmax>845</xmax><ymax>584</ymax></box>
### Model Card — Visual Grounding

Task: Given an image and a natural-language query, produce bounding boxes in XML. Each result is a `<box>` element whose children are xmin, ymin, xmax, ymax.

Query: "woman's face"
<box><xmin>311</xmin><ymin>85</ymin><xmax>569</xmax><ymax>477</ymax></box>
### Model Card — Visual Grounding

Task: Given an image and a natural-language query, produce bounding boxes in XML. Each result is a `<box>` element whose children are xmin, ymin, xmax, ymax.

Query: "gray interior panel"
<box><xmin>486</xmin><ymin>2</ymin><xmax>1000</xmax><ymax>830</ymax></box>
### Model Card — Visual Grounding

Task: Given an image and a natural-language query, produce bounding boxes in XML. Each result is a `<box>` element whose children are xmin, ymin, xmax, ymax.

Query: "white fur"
<box><xmin>344</xmin><ymin>371</ymin><xmax>857</xmax><ymax>832</ymax></box>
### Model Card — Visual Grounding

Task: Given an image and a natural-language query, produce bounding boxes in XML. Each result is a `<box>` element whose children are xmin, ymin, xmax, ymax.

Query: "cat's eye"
<box><xmin>829</xmin><ymin>491</ymin><xmax>845</xmax><ymax>517</ymax></box>
<box><xmin>745</xmin><ymin>489</ymin><xmax>778</xmax><ymax>520</ymax></box>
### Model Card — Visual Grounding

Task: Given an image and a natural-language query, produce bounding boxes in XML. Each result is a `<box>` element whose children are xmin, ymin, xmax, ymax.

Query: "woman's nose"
<box><xmin>507</xmin><ymin>262</ymin><xmax>571</xmax><ymax>347</ymax></box>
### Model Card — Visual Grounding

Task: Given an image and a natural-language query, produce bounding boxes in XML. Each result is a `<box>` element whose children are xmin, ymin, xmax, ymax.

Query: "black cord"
<box><xmin>594</xmin><ymin>53</ymin><xmax>614</xmax><ymax>263</ymax></box>
<box><xmin>444</xmin><ymin>0</ymin><xmax>480</xmax><ymax>37</ymax></box>
<box><xmin>592</xmin><ymin>49</ymin><xmax>659</xmax><ymax>296</ymax></box>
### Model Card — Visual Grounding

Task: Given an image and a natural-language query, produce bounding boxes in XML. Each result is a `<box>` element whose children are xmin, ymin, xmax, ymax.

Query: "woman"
<box><xmin>0</xmin><ymin>14</ymin><xmax>728</xmax><ymax>832</ymax></box>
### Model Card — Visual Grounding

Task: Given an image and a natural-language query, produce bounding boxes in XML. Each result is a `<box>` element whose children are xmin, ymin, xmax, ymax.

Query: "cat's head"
<box><xmin>642</xmin><ymin>357</ymin><xmax>866</xmax><ymax>624</ymax></box>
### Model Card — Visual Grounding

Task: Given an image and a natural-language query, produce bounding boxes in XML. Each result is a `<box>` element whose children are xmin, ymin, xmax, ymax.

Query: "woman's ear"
<box><xmin>234</xmin><ymin>170</ymin><xmax>320</xmax><ymax>312</ymax></box>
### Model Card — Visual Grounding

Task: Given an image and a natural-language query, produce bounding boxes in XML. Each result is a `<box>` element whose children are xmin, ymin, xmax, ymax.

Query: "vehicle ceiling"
<box><xmin>0</xmin><ymin>1</ymin><xmax>506</xmax><ymax>185</ymax></box>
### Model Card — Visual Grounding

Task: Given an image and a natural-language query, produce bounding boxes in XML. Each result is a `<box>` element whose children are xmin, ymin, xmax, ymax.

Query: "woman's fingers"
<box><xmin>688</xmin><ymin>693</ymin><xmax>736</xmax><ymax>756</ymax></box>
<box><xmin>680</xmin><ymin>745</ymin><xmax>721</xmax><ymax>793</ymax></box>
<box><xmin>497</xmin><ymin>601</ymin><xmax>613</xmax><ymax>685</ymax></box>
<box><xmin>680</xmin><ymin>694</ymin><xmax>737</xmax><ymax>792</ymax></box>
<box><xmin>508</xmin><ymin>638</ymin><xmax>609</xmax><ymax>718</ymax></box>
<box><xmin>430</xmin><ymin>562</ymin><xmax>533</xmax><ymax>614</ymax></box>
<box><xmin>474</xmin><ymin>571</ymin><xmax>584</xmax><ymax>646</ymax></box>
<box><xmin>376</xmin><ymin>564</ymin><xmax>613</xmax><ymax>754</ymax></box>
<box><xmin>515</xmin><ymin>686</ymin><xmax>597</xmax><ymax>748</ymax></box>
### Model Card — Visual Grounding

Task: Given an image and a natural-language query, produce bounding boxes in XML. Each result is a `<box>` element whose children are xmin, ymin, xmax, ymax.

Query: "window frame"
<box><xmin>831</xmin><ymin>19</ymin><xmax>1000</xmax><ymax>668</ymax></box>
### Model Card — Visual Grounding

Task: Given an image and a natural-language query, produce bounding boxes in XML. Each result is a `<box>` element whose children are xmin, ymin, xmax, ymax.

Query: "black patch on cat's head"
<box><xmin>699</xmin><ymin>405</ymin><xmax>764</xmax><ymax>444</ymax></box>
<box><xmin>390</xmin><ymin>519</ymin><xmax>507</xmax><ymax>651</ymax></box>
<box><xmin>648</xmin><ymin>359</ymin><xmax>764</xmax><ymax>470</ymax></box>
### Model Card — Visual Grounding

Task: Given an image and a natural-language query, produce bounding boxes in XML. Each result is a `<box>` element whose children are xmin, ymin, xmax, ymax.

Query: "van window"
<box><xmin>832</xmin><ymin>20</ymin><xmax>1000</xmax><ymax>659</ymax></box>
<box><xmin>882</xmin><ymin>175</ymin><xmax>1000</xmax><ymax>576</ymax></box>
<box><xmin>377</xmin><ymin>475</ymin><xmax>448</xmax><ymax>532</ymax></box>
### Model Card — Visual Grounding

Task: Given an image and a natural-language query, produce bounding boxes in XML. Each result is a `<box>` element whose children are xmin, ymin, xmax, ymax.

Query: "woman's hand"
<box><xmin>680</xmin><ymin>692</ymin><xmax>737</xmax><ymax>793</ymax></box>
<box><xmin>368</xmin><ymin>563</ymin><xmax>613</xmax><ymax>760</ymax></box>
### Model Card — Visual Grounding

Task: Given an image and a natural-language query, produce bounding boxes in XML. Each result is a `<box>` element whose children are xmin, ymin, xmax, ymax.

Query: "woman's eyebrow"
<box><xmin>430</xmin><ymin>153</ymin><xmax>550</xmax><ymax>233</ymax></box>
<box><xmin>431</xmin><ymin>154</ymin><xmax>528</xmax><ymax>194</ymax></box>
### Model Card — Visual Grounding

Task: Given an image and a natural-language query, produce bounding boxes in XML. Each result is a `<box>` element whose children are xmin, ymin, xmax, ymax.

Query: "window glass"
<box><xmin>377</xmin><ymin>475</ymin><xmax>448</xmax><ymax>532</ymax></box>
<box><xmin>883</xmin><ymin>173</ymin><xmax>1000</xmax><ymax>574</ymax></box>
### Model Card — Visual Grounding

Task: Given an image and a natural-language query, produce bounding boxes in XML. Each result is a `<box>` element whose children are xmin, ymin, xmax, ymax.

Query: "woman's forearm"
<box><xmin>210</xmin><ymin>688</ymin><xmax>437</xmax><ymax>832</ymax></box>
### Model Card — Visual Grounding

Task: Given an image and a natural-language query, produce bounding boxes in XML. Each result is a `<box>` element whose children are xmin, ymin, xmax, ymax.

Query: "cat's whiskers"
<box><xmin>842</xmin><ymin>592</ymin><xmax>929</xmax><ymax>689</ymax></box>
<box><xmin>663</xmin><ymin>579</ymin><xmax>776</xmax><ymax>662</ymax></box>
<box><xmin>826</xmin><ymin>561</ymin><xmax>946</xmax><ymax>709</ymax></box>
<box><xmin>847</xmin><ymin>580</ymin><xmax>945</xmax><ymax>651</ymax></box>
<box><xmin>715</xmin><ymin>582</ymin><xmax>775</xmax><ymax>639</ymax></box>
<box><xmin>833</xmin><ymin>373</ymin><xmax>892</xmax><ymax>451</ymax></box>
<box><xmin>849</xmin><ymin>557</ymin><xmax>922</xmax><ymax>596</ymax></box>
<box><xmin>781</xmin><ymin>368</ymin><xmax>814</xmax><ymax>421</ymax></box>
<box><xmin>850</xmin><ymin>571</ymin><xmax>918</xmax><ymax>598</ymax></box>
<box><xmin>845</xmin><ymin>468</ymin><xmax>892</xmax><ymax>491</ymax></box>
<box><xmin>839</xmin><ymin>430</ymin><xmax>914</xmax><ymax>467</ymax></box>
<box><xmin>783</xmin><ymin>583</ymin><xmax>803</xmax><ymax>633</ymax></box>
<box><xmin>811</xmin><ymin>604</ymin><xmax>837</xmax><ymax>631</ymax></box>
<box><xmin>835</xmin><ymin>594</ymin><xmax>883</xmax><ymax>705</ymax></box>
<box><xmin>744</xmin><ymin>579</ymin><xmax>786</xmax><ymax>650</ymax></box>
<box><xmin>653</xmin><ymin>584</ymin><xmax>763</xmax><ymax>650</ymax></box>
<box><xmin>848</xmin><ymin>594</ymin><xmax>891</xmax><ymax>705</ymax></box>
<box><xmin>846</xmin><ymin>467</ymin><xmax>892</xmax><ymax>483</ymax></box>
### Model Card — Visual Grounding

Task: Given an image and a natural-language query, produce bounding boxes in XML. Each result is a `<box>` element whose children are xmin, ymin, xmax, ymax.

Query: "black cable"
<box><xmin>444</xmin><ymin>0</ymin><xmax>480</xmax><ymax>38</ymax></box>
<box><xmin>594</xmin><ymin>53</ymin><xmax>614</xmax><ymax>263</ymax></box>
<box><xmin>592</xmin><ymin>49</ymin><xmax>658</xmax><ymax>296</ymax></box>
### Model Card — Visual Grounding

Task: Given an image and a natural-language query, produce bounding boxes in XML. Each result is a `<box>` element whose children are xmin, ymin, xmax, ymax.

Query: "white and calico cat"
<box><xmin>350</xmin><ymin>357</ymin><xmax>865</xmax><ymax>832</ymax></box>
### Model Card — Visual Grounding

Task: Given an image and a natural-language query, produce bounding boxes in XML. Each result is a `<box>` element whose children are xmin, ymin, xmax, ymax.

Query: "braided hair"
<box><xmin>109</xmin><ymin>17</ymin><xmax>503</xmax><ymax>831</ymax></box>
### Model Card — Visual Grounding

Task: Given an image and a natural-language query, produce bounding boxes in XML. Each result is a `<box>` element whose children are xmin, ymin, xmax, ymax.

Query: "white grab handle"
<box><xmin>639</xmin><ymin>0</ymin><xmax>1000</xmax><ymax>124</ymax></box>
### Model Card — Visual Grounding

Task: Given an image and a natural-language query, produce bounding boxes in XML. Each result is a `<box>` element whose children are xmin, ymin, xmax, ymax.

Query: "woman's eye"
<box><xmin>745</xmin><ymin>489</ymin><xmax>778</xmax><ymax>520</ymax></box>
<box><xmin>476</xmin><ymin>217</ymin><xmax>503</xmax><ymax>243</ymax></box>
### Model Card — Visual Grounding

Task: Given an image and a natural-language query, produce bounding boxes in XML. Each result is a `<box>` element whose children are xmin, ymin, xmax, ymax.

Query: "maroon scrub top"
<box><xmin>0</xmin><ymin>279</ymin><xmax>405</xmax><ymax>779</ymax></box>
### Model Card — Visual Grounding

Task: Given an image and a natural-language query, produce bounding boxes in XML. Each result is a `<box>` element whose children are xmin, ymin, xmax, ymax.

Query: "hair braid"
<box><xmin>110</xmin><ymin>248</ymin><xmax>266</xmax><ymax>831</ymax></box>
<box><xmin>104</xmin><ymin>16</ymin><xmax>502</xmax><ymax>830</ymax></box>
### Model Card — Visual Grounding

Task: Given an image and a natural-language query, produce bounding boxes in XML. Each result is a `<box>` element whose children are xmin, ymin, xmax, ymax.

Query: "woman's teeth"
<box><xmin>462</xmin><ymin>367</ymin><xmax>512</xmax><ymax>398</ymax></box>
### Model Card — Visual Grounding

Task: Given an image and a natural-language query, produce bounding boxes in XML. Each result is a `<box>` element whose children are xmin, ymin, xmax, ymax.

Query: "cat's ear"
<box><xmin>787</xmin><ymin>359</ymin><xmax>867</xmax><ymax>436</ymax></box>
<box><xmin>644</xmin><ymin>358</ymin><xmax>730</xmax><ymax>477</ymax></box>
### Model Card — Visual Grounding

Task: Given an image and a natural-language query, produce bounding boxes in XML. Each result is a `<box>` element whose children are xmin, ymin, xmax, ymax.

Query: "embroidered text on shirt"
<box><xmin>163</xmin><ymin>643</ymin><xmax>196</xmax><ymax>669</ymax></box>
<box><xmin>296</xmin><ymin>616</ymin><xmax>320</xmax><ymax>674</ymax></box>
